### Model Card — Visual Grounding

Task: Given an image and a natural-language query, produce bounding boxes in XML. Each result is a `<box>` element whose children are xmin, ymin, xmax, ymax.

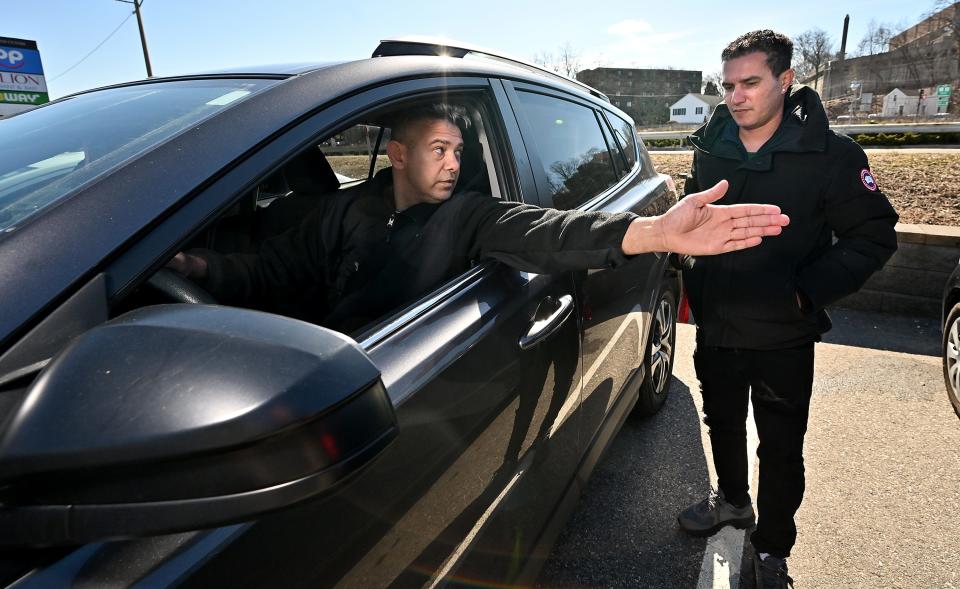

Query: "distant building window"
<box><xmin>672</xmin><ymin>108</ymin><xmax>687</xmax><ymax>116</ymax></box>
<box><xmin>695</xmin><ymin>106</ymin><xmax>704</xmax><ymax>114</ymax></box>
<box><xmin>626</xmin><ymin>101</ymin><xmax>632</xmax><ymax>107</ymax></box>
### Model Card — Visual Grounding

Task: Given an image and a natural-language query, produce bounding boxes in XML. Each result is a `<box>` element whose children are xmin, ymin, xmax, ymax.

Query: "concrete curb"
<box><xmin>836</xmin><ymin>223</ymin><xmax>960</xmax><ymax>317</ymax></box>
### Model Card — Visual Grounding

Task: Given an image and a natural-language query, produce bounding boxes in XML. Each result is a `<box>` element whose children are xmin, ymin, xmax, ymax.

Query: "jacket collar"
<box><xmin>372</xmin><ymin>167</ymin><xmax>441</xmax><ymax>225</ymax></box>
<box><xmin>688</xmin><ymin>85</ymin><xmax>829</xmax><ymax>171</ymax></box>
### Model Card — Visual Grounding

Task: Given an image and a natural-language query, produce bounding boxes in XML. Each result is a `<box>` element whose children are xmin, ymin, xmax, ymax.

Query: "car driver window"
<box><xmin>166</xmin><ymin>95</ymin><xmax>506</xmax><ymax>340</ymax></box>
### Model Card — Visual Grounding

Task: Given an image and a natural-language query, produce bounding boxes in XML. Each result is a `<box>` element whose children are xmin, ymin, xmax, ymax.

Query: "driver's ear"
<box><xmin>386</xmin><ymin>140</ymin><xmax>405</xmax><ymax>170</ymax></box>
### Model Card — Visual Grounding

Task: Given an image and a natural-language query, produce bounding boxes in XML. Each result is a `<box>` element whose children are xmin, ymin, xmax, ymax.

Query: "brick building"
<box><xmin>575</xmin><ymin>67</ymin><xmax>701</xmax><ymax>125</ymax></box>
<box><xmin>816</xmin><ymin>3</ymin><xmax>958</xmax><ymax>113</ymax></box>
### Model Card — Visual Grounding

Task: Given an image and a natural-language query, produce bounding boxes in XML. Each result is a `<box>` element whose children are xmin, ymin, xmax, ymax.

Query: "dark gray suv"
<box><xmin>0</xmin><ymin>39</ymin><xmax>679</xmax><ymax>588</ymax></box>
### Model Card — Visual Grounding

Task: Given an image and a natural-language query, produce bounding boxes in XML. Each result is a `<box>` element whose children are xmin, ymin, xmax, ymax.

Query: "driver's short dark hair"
<box><xmin>391</xmin><ymin>103</ymin><xmax>470</xmax><ymax>144</ymax></box>
<box><xmin>721</xmin><ymin>30</ymin><xmax>793</xmax><ymax>76</ymax></box>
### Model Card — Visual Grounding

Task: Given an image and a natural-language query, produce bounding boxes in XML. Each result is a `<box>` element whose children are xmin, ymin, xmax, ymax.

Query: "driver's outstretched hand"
<box><xmin>658</xmin><ymin>180</ymin><xmax>789</xmax><ymax>255</ymax></box>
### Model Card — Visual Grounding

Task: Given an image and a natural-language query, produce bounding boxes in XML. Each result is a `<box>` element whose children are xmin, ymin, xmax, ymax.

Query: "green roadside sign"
<box><xmin>937</xmin><ymin>84</ymin><xmax>952</xmax><ymax>96</ymax></box>
<box><xmin>938</xmin><ymin>96</ymin><xmax>950</xmax><ymax>107</ymax></box>
<box><xmin>0</xmin><ymin>90</ymin><xmax>48</xmax><ymax>105</ymax></box>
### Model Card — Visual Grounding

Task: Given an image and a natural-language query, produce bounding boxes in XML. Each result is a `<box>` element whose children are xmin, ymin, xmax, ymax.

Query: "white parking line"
<box><xmin>696</xmin><ymin>401</ymin><xmax>760</xmax><ymax>589</ymax></box>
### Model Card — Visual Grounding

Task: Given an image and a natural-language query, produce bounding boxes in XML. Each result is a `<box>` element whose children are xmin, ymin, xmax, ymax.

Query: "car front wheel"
<box><xmin>635</xmin><ymin>288</ymin><xmax>677</xmax><ymax>416</ymax></box>
<box><xmin>944</xmin><ymin>302</ymin><xmax>960</xmax><ymax>418</ymax></box>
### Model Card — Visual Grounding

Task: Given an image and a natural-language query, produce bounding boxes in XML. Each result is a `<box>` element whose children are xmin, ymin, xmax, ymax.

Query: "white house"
<box><xmin>669</xmin><ymin>94</ymin><xmax>723</xmax><ymax>124</ymax></box>
<box><xmin>882</xmin><ymin>88</ymin><xmax>938</xmax><ymax>117</ymax></box>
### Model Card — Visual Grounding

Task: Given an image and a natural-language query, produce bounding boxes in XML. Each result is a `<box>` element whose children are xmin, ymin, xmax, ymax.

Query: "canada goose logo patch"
<box><xmin>860</xmin><ymin>169</ymin><xmax>878</xmax><ymax>191</ymax></box>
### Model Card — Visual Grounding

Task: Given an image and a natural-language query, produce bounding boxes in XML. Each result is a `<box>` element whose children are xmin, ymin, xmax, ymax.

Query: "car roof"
<box><xmin>61</xmin><ymin>46</ymin><xmax>611</xmax><ymax>109</ymax></box>
<box><xmin>185</xmin><ymin>62</ymin><xmax>345</xmax><ymax>76</ymax></box>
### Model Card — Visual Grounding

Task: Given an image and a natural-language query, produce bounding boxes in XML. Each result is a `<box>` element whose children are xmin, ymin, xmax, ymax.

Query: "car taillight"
<box><xmin>678</xmin><ymin>287</ymin><xmax>691</xmax><ymax>324</ymax></box>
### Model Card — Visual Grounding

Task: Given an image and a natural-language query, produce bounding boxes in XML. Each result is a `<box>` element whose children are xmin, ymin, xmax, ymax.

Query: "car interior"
<box><xmin>125</xmin><ymin>93</ymin><xmax>505</xmax><ymax>337</ymax></box>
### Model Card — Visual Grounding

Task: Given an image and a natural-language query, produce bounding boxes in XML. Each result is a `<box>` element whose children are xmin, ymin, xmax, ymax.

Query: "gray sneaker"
<box><xmin>753</xmin><ymin>554</ymin><xmax>794</xmax><ymax>589</ymax></box>
<box><xmin>677</xmin><ymin>488</ymin><xmax>755</xmax><ymax>536</ymax></box>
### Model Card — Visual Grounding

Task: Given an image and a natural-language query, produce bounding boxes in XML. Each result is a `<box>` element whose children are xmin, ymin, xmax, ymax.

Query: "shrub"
<box><xmin>850</xmin><ymin>132</ymin><xmax>960</xmax><ymax>146</ymax></box>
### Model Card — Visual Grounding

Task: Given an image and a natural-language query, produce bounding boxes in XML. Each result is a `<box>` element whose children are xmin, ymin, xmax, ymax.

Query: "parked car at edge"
<box><xmin>943</xmin><ymin>260</ymin><xmax>960</xmax><ymax>418</ymax></box>
<box><xmin>0</xmin><ymin>39</ymin><xmax>680</xmax><ymax>588</ymax></box>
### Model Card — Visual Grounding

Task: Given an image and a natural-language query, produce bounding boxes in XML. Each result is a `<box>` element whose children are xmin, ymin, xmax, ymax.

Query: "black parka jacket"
<box><xmin>682</xmin><ymin>86</ymin><xmax>898</xmax><ymax>349</ymax></box>
<box><xmin>197</xmin><ymin>170</ymin><xmax>636</xmax><ymax>331</ymax></box>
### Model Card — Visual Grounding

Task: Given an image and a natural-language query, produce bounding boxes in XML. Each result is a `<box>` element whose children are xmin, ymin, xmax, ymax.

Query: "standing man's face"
<box><xmin>721</xmin><ymin>51</ymin><xmax>793</xmax><ymax>133</ymax></box>
<box><xmin>390</xmin><ymin>119</ymin><xmax>464</xmax><ymax>206</ymax></box>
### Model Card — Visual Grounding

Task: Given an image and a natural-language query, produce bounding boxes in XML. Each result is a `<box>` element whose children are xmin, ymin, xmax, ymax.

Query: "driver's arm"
<box><xmin>166</xmin><ymin>200</ymin><xmax>336</xmax><ymax>308</ymax></box>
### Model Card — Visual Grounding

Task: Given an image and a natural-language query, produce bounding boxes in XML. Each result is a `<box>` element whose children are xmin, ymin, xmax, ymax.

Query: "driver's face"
<box><xmin>402</xmin><ymin>119</ymin><xmax>463</xmax><ymax>204</ymax></box>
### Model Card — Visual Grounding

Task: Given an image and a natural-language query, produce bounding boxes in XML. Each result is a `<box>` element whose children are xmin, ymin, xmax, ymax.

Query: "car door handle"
<box><xmin>519</xmin><ymin>294</ymin><xmax>575</xmax><ymax>350</ymax></box>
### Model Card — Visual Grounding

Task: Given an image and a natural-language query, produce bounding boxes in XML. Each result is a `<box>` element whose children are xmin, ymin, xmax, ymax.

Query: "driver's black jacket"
<box><xmin>194</xmin><ymin>170</ymin><xmax>637</xmax><ymax>331</ymax></box>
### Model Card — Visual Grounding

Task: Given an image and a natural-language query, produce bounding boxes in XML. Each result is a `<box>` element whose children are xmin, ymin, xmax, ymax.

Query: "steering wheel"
<box><xmin>147</xmin><ymin>268</ymin><xmax>217</xmax><ymax>305</ymax></box>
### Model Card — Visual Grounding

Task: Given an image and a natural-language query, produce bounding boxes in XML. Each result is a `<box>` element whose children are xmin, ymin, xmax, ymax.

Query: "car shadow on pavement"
<box><xmin>822</xmin><ymin>307</ymin><xmax>940</xmax><ymax>357</ymax></box>
<box><xmin>537</xmin><ymin>376</ymin><xmax>712</xmax><ymax>589</ymax></box>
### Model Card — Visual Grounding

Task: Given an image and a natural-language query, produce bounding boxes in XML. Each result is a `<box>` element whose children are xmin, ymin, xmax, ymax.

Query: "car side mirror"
<box><xmin>0</xmin><ymin>305</ymin><xmax>397</xmax><ymax>547</ymax></box>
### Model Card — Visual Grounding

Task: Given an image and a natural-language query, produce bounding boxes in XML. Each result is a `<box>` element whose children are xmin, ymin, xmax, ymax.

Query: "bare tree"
<box><xmin>856</xmin><ymin>20</ymin><xmax>896</xmax><ymax>56</ymax></box>
<box><xmin>556</xmin><ymin>42</ymin><xmax>582</xmax><ymax>78</ymax></box>
<box><xmin>703</xmin><ymin>71</ymin><xmax>724</xmax><ymax>95</ymax></box>
<box><xmin>532</xmin><ymin>51</ymin><xmax>554</xmax><ymax>70</ymax></box>
<box><xmin>795</xmin><ymin>28</ymin><xmax>834</xmax><ymax>84</ymax></box>
<box><xmin>532</xmin><ymin>42</ymin><xmax>583</xmax><ymax>78</ymax></box>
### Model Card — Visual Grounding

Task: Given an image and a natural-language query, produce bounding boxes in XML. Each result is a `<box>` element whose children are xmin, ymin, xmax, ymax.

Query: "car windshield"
<box><xmin>0</xmin><ymin>78</ymin><xmax>278</xmax><ymax>233</ymax></box>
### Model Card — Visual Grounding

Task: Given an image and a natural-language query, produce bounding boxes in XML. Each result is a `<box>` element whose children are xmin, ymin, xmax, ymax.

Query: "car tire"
<box><xmin>944</xmin><ymin>302</ymin><xmax>960</xmax><ymax>418</ymax></box>
<box><xmin>635</xmin><ymin>288</ymin><xmax>677</xmax><ymax>416</ymax></box>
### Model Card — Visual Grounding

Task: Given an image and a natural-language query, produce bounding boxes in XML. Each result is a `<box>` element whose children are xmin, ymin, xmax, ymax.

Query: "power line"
<box><xmin>47</xmin><ymin>10</ymin><xmax>135</xmax><ymax>82</ymax></box>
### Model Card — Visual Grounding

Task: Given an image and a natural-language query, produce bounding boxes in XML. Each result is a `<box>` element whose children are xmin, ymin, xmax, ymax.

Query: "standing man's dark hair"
<box><xmin>675</xmin><ymin>29</ymin><xmax>898</xmax><ymax>589</ymax></box>
<box><xmin>721</xmin><ymin>29</ymin><xmax>794</xmax><ymax>76</ymax></box>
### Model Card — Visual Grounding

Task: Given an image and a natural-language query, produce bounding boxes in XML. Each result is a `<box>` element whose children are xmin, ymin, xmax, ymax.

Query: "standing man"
<box><xmin>675</xmin><ymin>31</ymin><xmax>898</xmax><ymax>588</ymax></box>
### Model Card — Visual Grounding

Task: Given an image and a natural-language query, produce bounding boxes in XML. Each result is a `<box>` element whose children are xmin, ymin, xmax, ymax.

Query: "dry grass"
<box><xmin>649</xmin><ymin>151</ymin><xmax>960</xmax><ymax>226</ymax></box>
<box><xmin>326</xmin><ymin>155</ymin><xmax>390</xmax><ymax>180</ymax></box>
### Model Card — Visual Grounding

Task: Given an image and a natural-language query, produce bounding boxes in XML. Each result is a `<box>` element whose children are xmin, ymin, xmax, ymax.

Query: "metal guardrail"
<box><xmin>639</xmin><ymin>122</ymin><xmax>960</xmax><ymax>141</ymax></box>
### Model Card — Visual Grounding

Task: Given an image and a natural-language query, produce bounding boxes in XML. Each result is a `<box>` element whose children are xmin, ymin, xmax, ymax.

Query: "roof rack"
<box><xmin>372</xmin><ymin>37</ymin><xmax>610</xmax><ymax>103</ymax></box>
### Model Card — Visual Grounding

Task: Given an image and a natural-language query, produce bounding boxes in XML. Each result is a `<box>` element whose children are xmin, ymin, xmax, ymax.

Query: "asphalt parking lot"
<box><xmin>537</xmin><ymin>308</ymin><xmax>959</xmax><ymax>588</ymax></box>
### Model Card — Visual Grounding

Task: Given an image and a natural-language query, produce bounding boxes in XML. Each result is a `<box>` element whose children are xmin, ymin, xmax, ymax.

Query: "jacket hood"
<box><xmin>689</xmin><ymin>85</ymin><xmax>829</xmax><ymax>164</ymax></box>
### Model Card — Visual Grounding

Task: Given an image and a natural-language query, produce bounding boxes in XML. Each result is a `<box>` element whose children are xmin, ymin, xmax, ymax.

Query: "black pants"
<box><xmin>693</xmin><ymin>342</ymin><xmax>815</xmax><ymax>559</ymax></box>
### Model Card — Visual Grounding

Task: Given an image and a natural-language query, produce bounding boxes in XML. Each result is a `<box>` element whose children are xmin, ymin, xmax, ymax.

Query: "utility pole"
<box><xmin>116</xmin><ymin>0</ymin><xmax>152</xmax><ymax>77</ymax></box>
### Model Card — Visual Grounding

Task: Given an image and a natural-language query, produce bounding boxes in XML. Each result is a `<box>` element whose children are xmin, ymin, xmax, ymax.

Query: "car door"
<box><xmin>1</xmin><ymin>72</ymin><xmax>596</xmax><ymax>589</ymax></box>
<box><xmin>0</xmin><ymin>75</ymin><xmax>584</xmax><ymax>589</ymax></box>
<box><xmin>98</xmin><ymin>77</ymin><xmax>581</xmax><ymax>589</ymax></box>
<box><xmin>503</xmin><ymin>81</ymin><xmax>676</xmax><ymax>467</ymax></box>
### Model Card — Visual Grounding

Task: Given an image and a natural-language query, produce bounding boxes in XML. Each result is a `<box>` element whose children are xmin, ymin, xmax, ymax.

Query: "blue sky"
<box><xmin>5</xmin><ymin>0</ymin><xmax>937</xmax><ymax>99</ymax></box>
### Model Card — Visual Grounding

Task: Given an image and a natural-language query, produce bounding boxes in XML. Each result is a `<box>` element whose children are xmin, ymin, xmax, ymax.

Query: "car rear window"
<box><xmin>0</xmin><ymin>78</ymin><xmax>277</xmax><ymax>234</ymax></box>
<box><xmin>513</xmin><ymin>90</ymin><xmax>619</xmax><ymax>210</ymax></box>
